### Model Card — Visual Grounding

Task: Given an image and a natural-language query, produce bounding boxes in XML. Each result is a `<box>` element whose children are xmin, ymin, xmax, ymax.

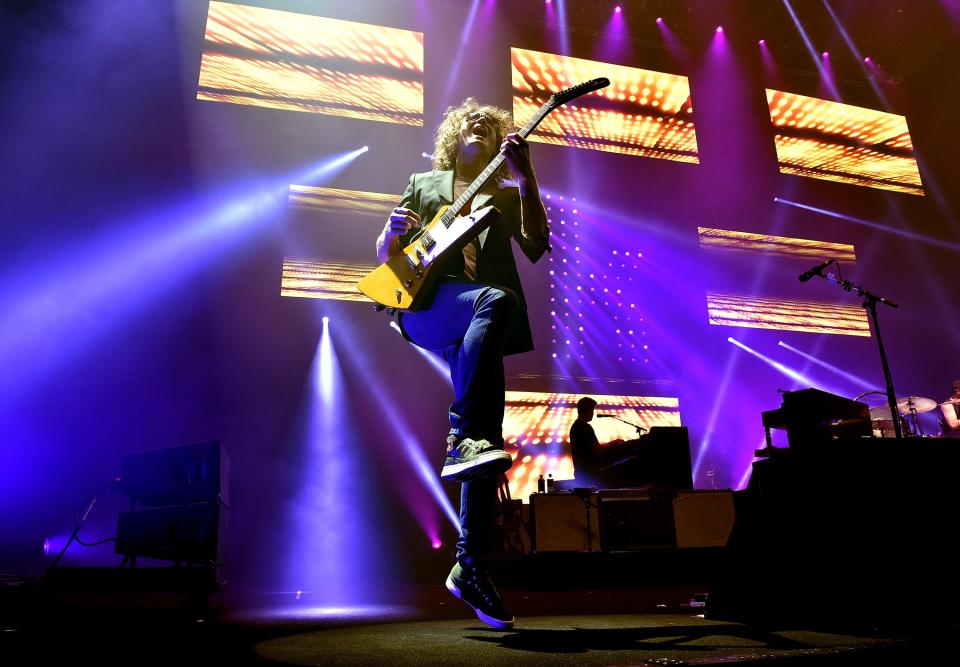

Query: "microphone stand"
<box><xmin>813</xmin><ymin>271</ymin><xmax>903</xmax><ymax>439</ymax></box>
<box><xmin>597</xmin><ymin>417</ymin><xmax>649</xmax><ymax>479</ymax></box>
<box><xmin>601</xmin><ymin>415</ymin><xmax>647</xmax><ymax>436</ymax></box>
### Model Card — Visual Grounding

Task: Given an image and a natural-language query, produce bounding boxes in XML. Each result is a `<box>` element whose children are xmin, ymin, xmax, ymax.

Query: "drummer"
<box><xmin>940</xmin><ymin>380</ymin><xmax>960</xmax><ymax>438</ymax></box>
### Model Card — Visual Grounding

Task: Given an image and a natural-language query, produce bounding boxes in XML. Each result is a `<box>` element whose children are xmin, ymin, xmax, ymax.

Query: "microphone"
<box><xmin>597</xmin><ymin>414</ymin><xmax>615</xmax><ymax>418</ymax></box>
<box><xmin>798</xmin><ymin>259</ymin><xmax>835</xmax><ymax>283</ymax></box>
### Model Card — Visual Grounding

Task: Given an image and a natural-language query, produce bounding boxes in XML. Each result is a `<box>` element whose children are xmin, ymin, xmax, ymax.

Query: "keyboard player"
<box><xmin>569</xmin><ymin>396</ymin><xmax>631</xmax><ymax>487</ymax></box>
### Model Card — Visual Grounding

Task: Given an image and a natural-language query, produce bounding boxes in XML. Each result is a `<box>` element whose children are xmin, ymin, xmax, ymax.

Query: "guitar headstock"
<box><xmin>547</xmin><ymin>77</ymin><xmax>610</xmax><ymax>109</ymax></box>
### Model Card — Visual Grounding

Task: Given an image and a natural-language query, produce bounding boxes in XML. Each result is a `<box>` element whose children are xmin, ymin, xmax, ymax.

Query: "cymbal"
<box><xmin>896</xmin><ymin>396</ymin><xmax>937</xmax><ymax>414</ymax></box>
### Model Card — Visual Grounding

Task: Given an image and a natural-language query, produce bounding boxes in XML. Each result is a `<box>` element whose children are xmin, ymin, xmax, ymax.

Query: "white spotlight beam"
<box><xmin>389</xmin><ymin>321</ymin><xmax>452</xmax><ymax>386</ymax></box>
<box><xmin>727</xmin><ymin>336</ymin><xmax>818</xmax><ymax>387</ymax></box>
<box><xmin>777</xmin><ymin>340</ymin><xmax>875</xmax><ymax>389</ymax></box>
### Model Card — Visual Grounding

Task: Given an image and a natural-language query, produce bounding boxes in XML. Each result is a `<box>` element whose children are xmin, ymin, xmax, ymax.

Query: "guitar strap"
<box><xmin>463</xmin><ymin>237</ymin><xmax>481</xmax><ymax>280</ymax></box>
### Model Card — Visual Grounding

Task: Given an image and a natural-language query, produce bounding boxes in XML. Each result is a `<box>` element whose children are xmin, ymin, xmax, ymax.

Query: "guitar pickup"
<box><xmin>419</xmin><ymin>231</ymin><xmax>436</xmax><ymax>251</ymax></box>
<box><xmin>414</xmin><ymin>246</ymin><xmax>430</xmax><ymax>268</ymax></box>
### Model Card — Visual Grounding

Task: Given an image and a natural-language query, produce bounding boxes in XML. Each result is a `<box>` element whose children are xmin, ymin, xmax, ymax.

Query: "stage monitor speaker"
<box><xmin>598</xmin><ymin>489</ymin><xmax>675</xmax><ymax>551</ymax></box>
<box><xmin>115</xmin><ymin>502</ymin><xmax>226</xmax><ymax>566</ymax></box>
<box><xmin>120</xmin><ymin>440</ymin><xmax>228</xmax><ymax>507</ymax></box>
<box><xmin>531</xmin><ymin>492</ymin><xmax>601</xmax><ymax>553</ymax></box>
<box><xmin>672</xmin><ymin>490</ymin><xmax>735</xmax><ymax>548</ymax></box>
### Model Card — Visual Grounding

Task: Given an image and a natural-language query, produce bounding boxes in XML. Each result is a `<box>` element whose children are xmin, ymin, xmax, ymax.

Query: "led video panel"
<box><xmin>706</xmin><ymin>292</ymin><xmax>871</xmax><ymax>337</ymax></box>
<box><xmin>289</xmin><ymin>185</ymin><xmax>398</xmax><ymax>218</ymax></box>
<box><xmin>503</xmin><ymin>391</ymin><xmax>681</xmax><ymax>501</ymax></box>
<box><xmin>766</xmin><ymin>89</ymin><xmax>923</xmax><ymax>196</ymax></box>
<box><xmin>542</xmin><ymin>194</ymin><xmax>659</xmax><ymax>379</ymax></box>
<box><xmin>512</xmin><ymin>48</ymin><xmax>698</xmax><ymax>162</ymax></box>
<box><xmin>198</xmin><ymin>1</ymin><xmax>424</xmax><ymax>125</ymax></box>
<box><xmin>698</xmin><ymin>227</ymin><xmax>856</xmax><ymax>263</ymax></box>
<box><xmin>280</xmin><ymin>258</ymin><xmax>375</xmax><ymax>301</ymax></box>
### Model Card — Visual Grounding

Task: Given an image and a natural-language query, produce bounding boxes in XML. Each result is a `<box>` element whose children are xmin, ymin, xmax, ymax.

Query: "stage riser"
<box><xmin>708</xmin><ymin>439</ymin><xmax>960</xmax><ymax>631</ymax></box>
<box><xmin>531</xmin><ymin>490</ymin><xmax>735</xmax><ymax>553</ymax></box>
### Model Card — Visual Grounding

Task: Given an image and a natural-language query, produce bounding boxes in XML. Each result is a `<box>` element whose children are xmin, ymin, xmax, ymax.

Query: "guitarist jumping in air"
<box><xmin>374</xmin><ymin>99</ymin><xmax>549</xmax><ymax>629</ymax></box>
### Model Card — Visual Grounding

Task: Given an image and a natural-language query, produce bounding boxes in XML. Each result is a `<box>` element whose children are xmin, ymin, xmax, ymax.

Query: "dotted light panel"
<box><xmin>766</xmin><ymin>89</ymin><xmax>923</xmax><ymax>196</ymax></box>
<box><xmin>698</xmin><ymin>227</ymin><xmax>857</xmax><ymax>263</ymax></box>
<box><xmin>511</xmin><ymin>48</ymin><xmax>698</xmax><ymax>162</ymax></box>
<box><xmin>280</xmin><ymin>258</ymin><xmax>376</xmax><ymax>300</ymax></box>
<box><xmin>198</xmin><ymin>1</ymin><xmax>424</xmax><ymax>125</ymax></box>
<box><xmin>503</xmin><ymin>390</ymin><xmax>681</xmax><ymax>502</ymax></box>
<box><xmin>289</xmin><ymin>185</ymin><xmax>398</xmax><ymax>218</ymax></box>
<box><xmin>706</xmin><ymin>292</ymin><xmax>871</xmax><ymax>337</ymax></box>
<box><xmin>544</xmin><ymin>194</ymin><xmax>654</xmax><ymax>379</ymax></box>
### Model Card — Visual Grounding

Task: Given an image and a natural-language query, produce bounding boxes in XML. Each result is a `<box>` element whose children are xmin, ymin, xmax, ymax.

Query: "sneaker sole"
<box><xmin>445</xmin><ymin>573</ymin><xmax>515</xmax><ymax>630</ymax></box>
<box><xmin>440</xmin><ymin>450</ymin><xmax>513</xmax><ymax>483</ymax></box>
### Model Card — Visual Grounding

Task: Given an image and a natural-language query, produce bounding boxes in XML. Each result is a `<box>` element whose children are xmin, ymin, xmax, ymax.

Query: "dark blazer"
<box><xmin>396</xmin><ymin>169</ymin><xmax>549</xmax><ymax>355</ymax></box>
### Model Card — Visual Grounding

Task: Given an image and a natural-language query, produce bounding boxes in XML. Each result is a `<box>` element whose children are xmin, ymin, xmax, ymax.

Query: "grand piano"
<box><xmin>760</xmin><ymin>388</ymin><xmax>871</xmax><ymax>453</ymax></box>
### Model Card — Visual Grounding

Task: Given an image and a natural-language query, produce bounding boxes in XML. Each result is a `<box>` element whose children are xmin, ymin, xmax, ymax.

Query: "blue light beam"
<box><xmin>783</xmin><ymin>0</ymin><xmax>842</xmax><ymax>101</ymax></box>
<box><xmin>774</xmin><ymin>197</ymin><xmax>960</xmax><ymax>252</ymax></box>
<box><xmin>0</xmin><ymin>148</ymin><xmax>369</xmax><ymax>407</ymax></box>
<box><xmin>284</xmin><ymin>320</ymin><xmax>370</xmax><ymax>603</ymax></box>
<box><xmin>389</xmin><ymin>321</ymin><xmax>452</xmax><ymax>385</ymax></box>
<box><xmin>440</xmin><ymin>0</ymin><xmax>484</xmax><ymax>106</ymax></box>
<box><xmin>821</xmin><ymin>0</ymin><xmax>892</xmax><ymax>108</ymax></box>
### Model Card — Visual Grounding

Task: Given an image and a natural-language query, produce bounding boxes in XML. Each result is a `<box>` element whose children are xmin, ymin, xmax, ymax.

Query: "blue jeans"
<box><xmin>399</xmin><ymin>278</ymin><xmax>518</xmax><ymax>564</ymax></box>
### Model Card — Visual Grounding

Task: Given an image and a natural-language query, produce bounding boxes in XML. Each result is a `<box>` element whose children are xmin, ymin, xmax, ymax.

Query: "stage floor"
<box><xmin>248</xmin><ymin>613</ymin><xmax>909</xmax><ymax>666</ymax></box>
<box><xmin>2</xmin><ymin>583</ymin><xmax>956</xmax><ymax>665</ymax></box>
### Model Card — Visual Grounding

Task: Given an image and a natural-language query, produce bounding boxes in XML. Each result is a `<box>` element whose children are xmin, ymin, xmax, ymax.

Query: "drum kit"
<box><xmin>865</xmin><ymin>394</ymin><xmax>943</xmax><ymax>437</ymax></box>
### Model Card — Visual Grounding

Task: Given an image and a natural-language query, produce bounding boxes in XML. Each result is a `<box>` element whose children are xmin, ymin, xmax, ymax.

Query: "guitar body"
<box><xmin>357</xmin><ymin>204</ymin><xmax>500</xmax><ymax>310</ymax></box>
<box><xmin>356</xmin><ymin>76</ymin><xmax>609</xmax><ymax>311</ymax></box>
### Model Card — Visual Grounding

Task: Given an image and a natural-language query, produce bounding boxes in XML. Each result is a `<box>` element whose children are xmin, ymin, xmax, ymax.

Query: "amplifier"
<box><xmin>672</xmin><ymin>490</ymin><xmax>735</xmax><ymax>548</ymax></box>
<box><xmin>599</xmin><ymin>489</ymin><xmax>675</xmax><ymax>551</ymax></box>
<box><xmin>120</xmin><ymin>440</ymin><xmax>228</xmax><ymax>508</ymax></box>
<box><xmin>531</xmin><ymin>492</ymin><xmax>601</xmax><ymax>553</ymax></box>
<box><xmin>116</xmin><ymin>502</ymin><xmax>226</xmax><ymax>566</ymax></box>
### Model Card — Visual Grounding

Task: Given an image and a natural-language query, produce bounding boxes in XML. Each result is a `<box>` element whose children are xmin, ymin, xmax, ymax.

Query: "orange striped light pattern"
<box><xmin>698</xmin><ymin>227</ymin><xmax>857</xmax><ymax>263</ymax></box>
<box><xmin>280</xmin><ymin>258</ymin><xmax>376</xmax><ymax>301</ymax></box>
<box><xmin>198</xmin><ymin>1</ymin><xmax>424</xmax><ymax>125</ymax></box>
<box><xmin>706</xmin><ymin>292</ymin><xmax>871</xmax><ymax>337</ymax></box>
<box><xmin>511</xmin><ymin>48</ymin><xmax>698</xmax><ymax>162</ymax></box>
<box><xmin>766</xmin><ymin>89</ymin><xmax>923</xmax><ymax>196</ymax></box>
<box><xmin>288</xmin><ymin>185</ymin><xmax>398</xmax><ymax>218</ymax></box>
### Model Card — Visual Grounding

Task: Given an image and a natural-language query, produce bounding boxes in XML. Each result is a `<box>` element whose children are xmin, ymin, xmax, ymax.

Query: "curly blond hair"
<box><xmin>432</xmin><ymin>98</ymin><xmax>515</xmax><ymax>182</ymax></box>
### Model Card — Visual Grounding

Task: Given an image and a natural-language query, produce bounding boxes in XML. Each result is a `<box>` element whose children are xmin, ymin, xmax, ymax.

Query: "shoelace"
<box><xmin>465</xmin><ymin>569</ymin><xmax>494</xmax><ymax>604</ymax></box>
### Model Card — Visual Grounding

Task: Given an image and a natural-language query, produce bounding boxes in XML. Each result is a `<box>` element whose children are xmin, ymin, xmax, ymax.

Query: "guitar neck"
<box><xmin>443</xmin><ymin>103</ymin><xmax>553</xmax><ymax>226</ymax></box>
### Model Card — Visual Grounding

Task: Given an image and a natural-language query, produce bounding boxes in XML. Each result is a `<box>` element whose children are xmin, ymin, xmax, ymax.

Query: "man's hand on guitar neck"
<box><xmin>500</xmin><ymin>132</ymin><xmax>534</xmax><ymax>185</ymax></box>
<box><xmin>377</xmin><ymin>207</ymin><xmax>421</xmax><ymax>262</ymax></box>
<box><xmin>501</xmin><ymin>133</ymin><xmax>548</xmax><ymax>243</ymax></box>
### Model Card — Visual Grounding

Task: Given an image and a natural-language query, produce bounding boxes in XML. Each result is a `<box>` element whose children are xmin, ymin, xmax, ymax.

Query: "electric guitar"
<box><xmin>356</xmin><ymin>77</ymin><xmax>610</xmax><ymax>311</ymax></box>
